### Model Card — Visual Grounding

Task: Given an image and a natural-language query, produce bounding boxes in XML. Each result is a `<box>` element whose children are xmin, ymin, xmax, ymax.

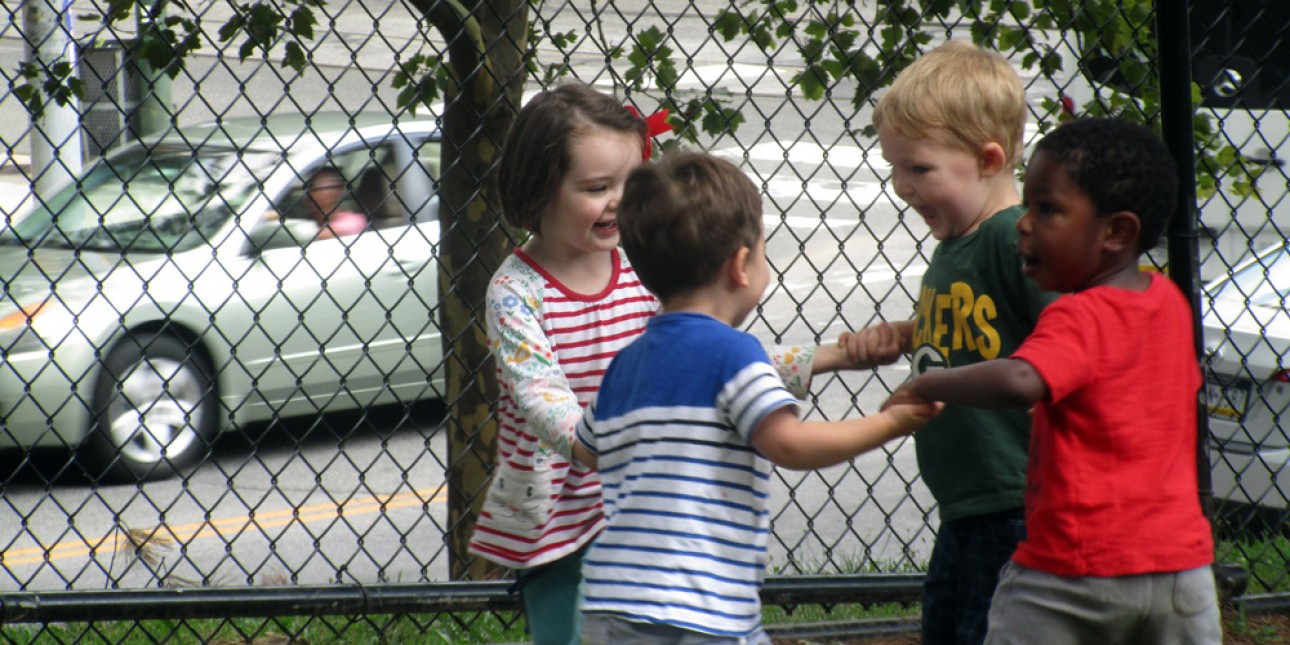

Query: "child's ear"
<box><xmin>1103</xmin><ymin>211</ymin><xmax>1142</xmax><ymax>253</ymax></box>
<box><xmin>978</xmin><ymin>142</ymin><xmax>1007</xmax><ymax>178</ymax></box>
<box><xmin>728</xmin><ymin>246</ymin><xmax>752</xmax><ymax>288</ymax></box>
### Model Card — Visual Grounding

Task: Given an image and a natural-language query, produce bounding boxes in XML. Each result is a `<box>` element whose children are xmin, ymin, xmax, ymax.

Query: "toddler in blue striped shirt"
<box><xmin>572</xmin><ymin>151</ymin><xmax>940</xmax><ymax>644</ymax></box>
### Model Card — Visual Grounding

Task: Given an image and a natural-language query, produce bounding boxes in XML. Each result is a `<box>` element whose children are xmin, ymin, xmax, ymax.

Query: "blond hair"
<box><xmin>873</xmin><ymin>40</ymin><xmax>1027</xmax><ymax>170</ymax></box>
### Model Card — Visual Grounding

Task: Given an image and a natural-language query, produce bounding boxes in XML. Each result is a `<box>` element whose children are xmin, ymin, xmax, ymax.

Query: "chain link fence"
<box><xmin>1</xmin><ymin>0</ymin><xmax>1288</xmax><ymax>641</ymax></box>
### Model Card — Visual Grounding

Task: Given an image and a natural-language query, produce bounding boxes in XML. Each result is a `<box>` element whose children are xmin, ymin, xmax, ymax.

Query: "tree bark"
<box><xmin>417</xmin><ymin>0</ymin><xmax>527</xmax><ymax>581</ymax></box>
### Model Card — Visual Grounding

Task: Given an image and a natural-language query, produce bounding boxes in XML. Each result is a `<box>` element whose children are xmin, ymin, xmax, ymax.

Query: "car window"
<box><xmin>273</xmin><ymin>145</ymin><xmax>402</xmax><ymax>239</ymax></box>
<box><xmin>0</xmin><ymin>144</ymin><xmax>281</xmax><ymax>252</ymax></box>
<box><xmin>355</xmin><ymin>146</ymin><xmax>409</xmax><ymax>229</ymax></box>
<box><xmin>412</xmin><ymin>140</ymin><xmax>442</xmax><ymax>223</ymax></box>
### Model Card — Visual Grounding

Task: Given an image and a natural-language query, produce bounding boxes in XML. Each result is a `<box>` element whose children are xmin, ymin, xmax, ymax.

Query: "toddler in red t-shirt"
<box><xmin>884</xmin><ymin>117</ymin><xmax>1221</xmax><ymax>644</ymax></box>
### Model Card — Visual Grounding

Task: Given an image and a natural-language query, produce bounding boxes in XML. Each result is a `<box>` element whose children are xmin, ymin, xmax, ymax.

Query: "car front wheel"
<box><xmin>83</xmin><ymin>333</ymin><xmax>217</xmax><ymax>483</ymax></box>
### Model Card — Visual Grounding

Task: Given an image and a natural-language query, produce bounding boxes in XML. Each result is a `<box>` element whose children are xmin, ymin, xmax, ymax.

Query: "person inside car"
<box><xmin>304</xmin><ymin>166</ymin><xmax>368</xmax><ymax>239</ymax></box>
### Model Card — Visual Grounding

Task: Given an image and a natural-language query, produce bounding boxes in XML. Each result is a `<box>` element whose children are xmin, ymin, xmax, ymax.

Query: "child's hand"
<box><xmin>882</xmin><ymin>387</ymin><xmax>943</xmax><ymax>435</ymax></box>
<box><xmin>839</xmin><ymin>322</ymin><xmax>904</xmax><ymax>368</ymax></box>
<box><xmin>882</xmin><ymin>380</ymin><xmax>926</xmax><ymax>412</ymax></box>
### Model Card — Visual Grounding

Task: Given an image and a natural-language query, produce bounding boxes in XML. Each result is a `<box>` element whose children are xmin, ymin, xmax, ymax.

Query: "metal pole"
<box><xmin>23</xmin><ymin>0</ymin><xmax>84</xmax><ymax>196</ymax></box>
<box><xmin>1154</xmin><ymin>0</ymin><xmax>1209</xmax><ymax>512</ymax></box>
<box><xmin>1154</xmin><ymin>0</ymin><xmax>1248</xmax><ymax>600</ymax></box>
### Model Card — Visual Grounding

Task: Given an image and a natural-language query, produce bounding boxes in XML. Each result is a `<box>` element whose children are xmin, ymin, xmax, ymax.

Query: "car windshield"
<box><xmin>0</xmin><ymin>143</ymin><xmax>282</xmax><ymax>252</ymax></box>
<box><xmin>1215</xmin><ymin>245</ymin><xmax>1290</xmax><ymax>309</ymax></box>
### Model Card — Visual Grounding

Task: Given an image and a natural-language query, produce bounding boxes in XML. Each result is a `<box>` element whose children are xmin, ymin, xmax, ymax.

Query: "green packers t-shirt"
<box><xmin>910</xmin><ymin>205</ymin><xmax>1058</xmax><ymax>522</ymax></box>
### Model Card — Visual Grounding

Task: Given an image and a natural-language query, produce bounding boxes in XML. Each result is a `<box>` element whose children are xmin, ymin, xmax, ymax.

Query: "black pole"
<box><xmin>1154</xmin><ymin>0</ymin><xmax>1212</xmax><ymax>516</ymax></box>
<box><xmin>1155</xmin><ymin>0</ymin><xmax>1248</xmax><ymax>599</ymax></box>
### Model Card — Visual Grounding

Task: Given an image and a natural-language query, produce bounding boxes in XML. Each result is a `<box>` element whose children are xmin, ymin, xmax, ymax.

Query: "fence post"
<box><xmin>1154</xmin><ymin>0</ymin><xmax>1248</xmax><ymax>599</ymax></box>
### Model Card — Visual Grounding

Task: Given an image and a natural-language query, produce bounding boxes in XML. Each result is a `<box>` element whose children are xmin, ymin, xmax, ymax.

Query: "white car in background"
<box><xmin>0</xmin><ymin>113</ymin><xmax>445</xmax><ymax>482</ymax></box>
<box><xmin>1204</xmin><ymin>242</ymin><xmax>1290</xmax><ymax>515</ymax></box>
<box><xmin>1190</xmin><ymin>4</ymin><xmax>1290</xmax><ymax>520</ymax></box>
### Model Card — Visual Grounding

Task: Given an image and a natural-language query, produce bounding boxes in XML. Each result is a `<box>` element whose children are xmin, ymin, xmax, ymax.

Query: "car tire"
<box><xmin>82</xmin><ymin>333</ymin><xmax>217</xmax><ymax>483</ymax></box>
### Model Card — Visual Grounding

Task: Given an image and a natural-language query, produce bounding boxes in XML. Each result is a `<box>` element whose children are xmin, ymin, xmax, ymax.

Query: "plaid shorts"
<box><xmin>921</xmin><ymin>507</ymin><xmax>1026</xmax><ymax>645</ymax></box>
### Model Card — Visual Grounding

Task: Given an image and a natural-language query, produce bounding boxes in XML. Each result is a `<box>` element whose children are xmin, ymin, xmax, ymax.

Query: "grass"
<box><xmin>0</xmin><ymin>612</ymin><xmax>528</xmax><ymax>644</ymax></box>
<box><xmin>765</xmin><ymin>601</ymin><xmax>918</xmax><ymax>624</ymax></box>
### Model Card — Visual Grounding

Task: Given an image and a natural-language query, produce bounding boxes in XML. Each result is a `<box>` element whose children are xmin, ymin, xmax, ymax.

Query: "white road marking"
<box><xmin>714</xmin><ymin>142</ymin><xmax>878</xmax><ymax>170</ymax></box>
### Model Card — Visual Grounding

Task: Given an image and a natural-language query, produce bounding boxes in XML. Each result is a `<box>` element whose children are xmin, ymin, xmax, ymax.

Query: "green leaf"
<box><xmin>713</xmin><ymin>11</ymin><xmax>746</xmax><ymax>41</ymax></box>
<box><xmin>794</xmin><ymin>65</ymin><xmax>828</xmax><ymax>101</ymax></box>
<box><xmin>800</xmin><ymin>37</ymin><xmax>826</xmax><ymax>63</ymax></box>
<box><xmin>832</xmin><ymin>30</ymin><xmax>858</xmax><ymax>52</ymax></box>
<box><xmin>656</xmin><ymin>59</ymin><xmax>680</xmax><ymax>90</ymax></box>
<box><xmin>700</xmin><ymin>104</ymin><xmax>745</xmax><ymax>135</ymax></box>
<box><xmin>289</xmin><ymin>6</ymin><xmax>317</xmax><ymax>40</ymax></box>
<box><xmin>998</xmin><ymin>25</ymin><xmax>1027</xmax><ymax>52</ymax></box>
<box><xmin>1215</xmin><ymin>146</ymin><xmax>1238</xmax><ymax>167</ymax></box>
<box><xmin>217</xmin><ymin>15</ymin><xmax>245</xmax><ymax>43</ymax></box>
<box><xmin>636</xmin><ymin>25</ymin><xmax>666</xmax><ymax>50</ymax></box>
<box><xmin>104</xmin><ymin>0</ymin><xmax>135</xmax><ymax>22</ymax></box>
<box><xmin>773</xmin><ymin>0</ymin><xmax>799</xmax><ymax>17</ymax></box>
<box><xmin>283</xmin><ymin>40</ymin><xmax>306</xmax><ymax>72</ymax></box>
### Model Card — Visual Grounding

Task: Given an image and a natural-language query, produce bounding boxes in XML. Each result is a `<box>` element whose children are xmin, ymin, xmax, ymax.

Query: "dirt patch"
<box><xmin>1225</xmin><ymin>608</ymin><xmax>1290</xmax><ymax>645</ymax></box>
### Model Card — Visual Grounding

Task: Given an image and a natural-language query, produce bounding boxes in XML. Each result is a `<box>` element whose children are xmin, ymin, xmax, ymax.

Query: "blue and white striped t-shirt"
<box><xmin>574</xmin><ymin>312</ymin><xmax>799</xmax><ymax>638</ymax></box>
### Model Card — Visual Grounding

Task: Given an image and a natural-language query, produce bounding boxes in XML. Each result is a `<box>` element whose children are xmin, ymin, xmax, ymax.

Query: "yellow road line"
<box><xmin>1</xmin><ymin>487</ymin><xmax>448</xmax><ymax>567</ymax></box>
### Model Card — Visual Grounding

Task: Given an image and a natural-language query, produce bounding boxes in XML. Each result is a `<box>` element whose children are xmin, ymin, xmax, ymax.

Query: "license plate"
<box><xmin>1205</xmin><ymin>378</ymin><xmax>1251</xmax><ymax>421</ymax></box>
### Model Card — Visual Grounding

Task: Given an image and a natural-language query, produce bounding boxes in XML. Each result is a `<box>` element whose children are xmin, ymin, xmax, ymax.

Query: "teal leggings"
<box><xmin>515</xmin><ymin>546</ymin><xmax>588</xmax><ymax>645</ymax></box>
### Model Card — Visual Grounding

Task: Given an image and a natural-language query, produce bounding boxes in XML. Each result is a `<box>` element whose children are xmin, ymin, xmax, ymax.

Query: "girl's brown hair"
<box><xmin>495</xmin><ymin>82</ymin><xmax>647</xmax><ymax>234</ymax></box>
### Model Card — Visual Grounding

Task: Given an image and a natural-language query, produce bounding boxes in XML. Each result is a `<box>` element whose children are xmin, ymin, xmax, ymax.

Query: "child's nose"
<box><xmin>1016</xmin><ymin>210</ymin><xmax>1032</xmax><ymax>235</ymax></box>
<box><xmin>890</xmin><ymin>169</ymin><xmax>912</xmax><ymax>199</ymax></box>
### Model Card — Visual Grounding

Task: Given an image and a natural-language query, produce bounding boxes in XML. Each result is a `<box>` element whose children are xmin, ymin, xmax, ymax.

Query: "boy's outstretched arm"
<box><xmin>751</xmin><ymin>399</ymin><xmax>941</xmax><ymax>470</ymax></box>
<box><xmin>830</xmin><ymin>320</ymin><xmax>914</xmax><ymax>370</ymax></box>
<box><xmin>887</xmin><ymin>358</ymin><xmax>1048</xmax><ymax>410</ymax></box>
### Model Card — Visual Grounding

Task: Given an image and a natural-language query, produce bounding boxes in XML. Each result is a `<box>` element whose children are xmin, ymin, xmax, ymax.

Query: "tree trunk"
<box><xmin>419</xmin><ymin>0</ymin><xmax>528</xmax><ymax>581</ymax></box>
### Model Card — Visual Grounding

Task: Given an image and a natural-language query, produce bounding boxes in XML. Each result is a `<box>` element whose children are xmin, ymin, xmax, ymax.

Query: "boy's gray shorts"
<box><xmin>581</xmin><ymin>613</ymin><xmax>772</xmax><ymax>645</ymax></box>
<box><xmin>985</xmin><ymin>561</ymin><xmax>1222</xmax><ymax>645</ymax></box>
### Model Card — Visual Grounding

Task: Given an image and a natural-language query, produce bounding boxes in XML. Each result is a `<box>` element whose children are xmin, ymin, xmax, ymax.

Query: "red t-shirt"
<box><xmin>1010</xmin><ymin>273</ymin><xmax>1213</xmax><ymax>577</ymax></box>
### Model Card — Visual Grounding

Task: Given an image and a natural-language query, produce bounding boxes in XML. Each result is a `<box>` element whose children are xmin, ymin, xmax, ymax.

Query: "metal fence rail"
<box><xmin>1</xmin><ymin>0</ymin><xmax>1288</xmax><ymax>641</ymax></box>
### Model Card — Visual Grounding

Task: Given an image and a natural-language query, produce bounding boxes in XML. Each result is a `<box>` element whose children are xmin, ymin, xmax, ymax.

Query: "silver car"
<box><xmin>1204</xmin><ymin>242</ymin><xmax>1290</xmax><ymax>512</ymax></box>
<box><xmin>0</xmin><ymin>113</ymin><xmax>444</xmax><ymax>482</ymax></box>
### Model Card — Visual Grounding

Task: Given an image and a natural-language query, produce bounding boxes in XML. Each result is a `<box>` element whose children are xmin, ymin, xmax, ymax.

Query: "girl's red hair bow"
<box><xmin>625</xmin><ymin>105</ymin><xmax>673</xmax><ymax>161</ymax></box>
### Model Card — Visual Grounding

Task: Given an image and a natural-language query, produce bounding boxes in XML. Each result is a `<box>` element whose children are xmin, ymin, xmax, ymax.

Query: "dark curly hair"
<box><xmin>1031</xmin><ymin>117</ymin><xmax>1178</xmax><ymax>253</ymax></box>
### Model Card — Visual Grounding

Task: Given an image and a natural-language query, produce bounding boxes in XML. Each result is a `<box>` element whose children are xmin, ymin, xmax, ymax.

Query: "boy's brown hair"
<box><xmin>496</xmin><ymin>82</ymin><xmax>647</xmax><ymax>235</ymax></box>
<box><xmin>873</xmin><ymin>40</ymin><xmax>1027</xmax><ymax>170</ymax></box>
<box><xmin>618</xmin><ymin>152</ymin><xmax>762</xmax><ymax>302</ymax></box>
